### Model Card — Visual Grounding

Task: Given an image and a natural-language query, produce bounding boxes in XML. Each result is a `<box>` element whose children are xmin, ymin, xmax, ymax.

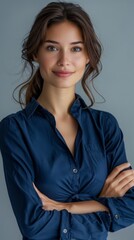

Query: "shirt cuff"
<box><xmin>93</xmin><ymin>197</ymin><xmax>121</xmax><ymax>231</ymax></box>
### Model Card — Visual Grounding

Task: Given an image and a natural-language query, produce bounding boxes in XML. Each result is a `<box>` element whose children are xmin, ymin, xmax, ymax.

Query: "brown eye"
<box><xmin>47</xmin><ymin>45</ymin><xmax>58</xmax><ymax>51</ymax></box>
<box><xmin>72</xmin><ymin>47</ymin><xmax>82</xmax><ymax>52</ymax></box>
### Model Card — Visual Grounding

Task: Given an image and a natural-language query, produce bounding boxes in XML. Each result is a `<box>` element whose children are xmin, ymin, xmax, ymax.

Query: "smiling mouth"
<box><xmin>52</xmin><ymin>71</ymin><xmax>74</xmax><ymax>78</ymax></box>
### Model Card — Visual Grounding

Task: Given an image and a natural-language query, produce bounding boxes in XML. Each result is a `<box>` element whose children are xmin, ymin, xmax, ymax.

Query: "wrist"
<box><xmin>57</xmin><ymin>202</ymin><xmax>72</xmax><ymax>212</ymax></box>
<box><xmin>64</xmin><ymin>202</ymin><xmax>72</xmax><ymax>212</ymax></box>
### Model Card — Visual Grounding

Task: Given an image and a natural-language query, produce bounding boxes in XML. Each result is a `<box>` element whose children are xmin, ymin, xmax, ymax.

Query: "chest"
<box><xmin>26</xmin><ymin>115</ymin><xmax>108</xmax><ymax>201</ymax></box>
<box><xmin>31</xmin><ymin>127</ymin><xmax>108</xmax><ymax>201</ymax></box>
<box><xmin>55</xmin><ymin>116</ymin><xmax>78</xmax><ymax>156</ymax></box>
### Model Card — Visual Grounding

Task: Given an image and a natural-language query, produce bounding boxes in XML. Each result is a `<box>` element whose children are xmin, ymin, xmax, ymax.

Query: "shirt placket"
<box><xmin>55</xmin><ymin>125</ymin><xmax>82</xmax><ymax>240</ymax></box>
<box><xmin>46</xmin><ymin>107</ymin><xmax>82</xmax><ymax>239</ymax></box>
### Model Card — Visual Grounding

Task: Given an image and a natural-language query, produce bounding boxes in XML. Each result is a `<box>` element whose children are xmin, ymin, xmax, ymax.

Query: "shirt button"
<box><xmin>73</xmin><ymin>168</ymin><xmax>78</xmax><ymax>173</ymax></box>
<box><xmin>63</xmin><ymin>228</ymin><xmax>68</xmax><ymax>233</ymax></box>
<box><xmin>114</xmin><ymin>214</ymin><xmax>119</xmax><ymax>219</ymax></box>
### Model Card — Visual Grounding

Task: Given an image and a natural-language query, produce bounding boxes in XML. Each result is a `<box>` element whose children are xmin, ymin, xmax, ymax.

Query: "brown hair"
<box><xmin>13</xmin><ymin>1</ymin><xmax>102</xmax><ymax>108</ymax></box>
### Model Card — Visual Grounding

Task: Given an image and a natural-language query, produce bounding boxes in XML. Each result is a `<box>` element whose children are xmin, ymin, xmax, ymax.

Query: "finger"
<box><xmin>116</xmin><ymin>174</ymin><xmax>134</xmax><ymax>190</ymax></box>
<box><xmin>107</xmin><ymin>163</ymin><xmax>131</xmax><ymax>182</ymax></box>
<box><xmin>114</xmin><ymin>169</ymin><xmax>134</xmax><ymax>184</ymax></box>
<box><xmin>104</xmin><ymin>169</ymin><xmax>134</xmax><ymax>195</ymax></box>
<box><xmin>119</xmin><ymin>180</ymin><xmax>134</xmax><ymax>197</ymax></box>
<box><xmin>33</xmin><ymin>183</ymin><xmax>45</xmax><ymax>198</ymax></box>
<box><xmin>109</xmin><ymin>177</ymin><xmax>134</xmax><ymax>198</ymax></box>
<box><xmin>33</xmin><ymin>183</ymin><xmax>41</xmax><ymax>194</ymax></box>
<box><xmin>42</xmin><ymin>206</ymin><xmax>54</xmax><ymax>211</ymax></box>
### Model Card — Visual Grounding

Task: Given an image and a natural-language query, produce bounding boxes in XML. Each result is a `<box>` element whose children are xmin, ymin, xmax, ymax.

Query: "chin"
<box><xmin>51</xmin><ymin>81</ymin><xmax>76</xmax><ymax>89</ymax></box>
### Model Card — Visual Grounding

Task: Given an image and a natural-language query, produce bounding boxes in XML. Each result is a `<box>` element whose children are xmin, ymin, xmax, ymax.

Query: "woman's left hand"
<box><xmin>33</xmin><ymin>183</ymin><xmax>70</xmax><ymax>211</ymax></box>
<box><xmin>99</xmin><ymin>163</ymin><xmax>134</xmax><ymax>198</ymax></box>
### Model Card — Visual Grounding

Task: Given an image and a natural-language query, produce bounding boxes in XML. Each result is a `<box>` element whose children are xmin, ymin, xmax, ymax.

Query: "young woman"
<box><xmin>0</xmin><ymin>2</ymin><xmax>134</xmax><ymax>240</ymax></box>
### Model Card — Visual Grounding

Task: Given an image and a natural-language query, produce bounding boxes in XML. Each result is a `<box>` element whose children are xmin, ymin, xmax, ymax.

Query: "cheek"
<box><xmin>39</xmin><ymin>60</ymin><xmax>52</xmax><ymax>73</ymax></box>
<box><xmin>38</xmin><ymin>54</ymin><xmax>56</xmax><ymax>68</ymax></box>
<box><xmin>76</xmin><ymin>60</ymin><xmax>87</xmax><ymax>72</ymax></box>
<box><xmin>74</xmin><ymin>56</ymin><xmax>87</xmax><ymax>66</ymax></box>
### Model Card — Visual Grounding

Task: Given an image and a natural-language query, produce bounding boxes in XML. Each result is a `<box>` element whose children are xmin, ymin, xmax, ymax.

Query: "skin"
<box><xmin>34</xmin><ymin>21</ymin><xmax>89</xmax><ymax>91</ymax></box>
<box><xmin>33</xmin><ymin>21</ymin><xmax>134</xmax><ymax>214</ymax></box>
<box><xmin>34</xmin><ymin>20</ymin><xmax>89</xmax><ymax>155</ymax></box>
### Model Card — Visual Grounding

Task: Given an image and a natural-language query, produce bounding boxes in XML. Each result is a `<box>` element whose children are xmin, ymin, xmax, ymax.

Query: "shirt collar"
<box><xmin>24</xmin><ymin>93</ymin><xmax>88</xmax><ymax>120</ymax></box>
<box><xmin>24</xmin><ymin>97</ymin><xmax>39</xmax><ymax>119</ymax></box>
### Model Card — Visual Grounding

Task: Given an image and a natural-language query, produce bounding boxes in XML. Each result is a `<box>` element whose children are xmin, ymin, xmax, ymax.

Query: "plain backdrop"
<box><xmin>0</xmin><ymin>0</ymin><xmax>134</xmax><ymax>239</ymax></box>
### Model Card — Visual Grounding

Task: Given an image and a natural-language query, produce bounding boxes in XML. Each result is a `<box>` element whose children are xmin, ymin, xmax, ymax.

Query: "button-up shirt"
<box><xmin>0</xmin><ymin>94</ymin><xmax>134</xmax><ymax>240</ymax></box>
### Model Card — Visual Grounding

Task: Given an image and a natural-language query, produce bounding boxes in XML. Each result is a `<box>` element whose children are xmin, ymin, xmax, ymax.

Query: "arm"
<box><xmin>33</xmin><ymin>183</ymin><xmax>109</xmax><ymax>213</ymax></box>
<box><xmin>33</xmin><ymin>163</ymin><xmax>134</xmax><ymax>214</ymax></box>
<box><xmin>93</xmin><ymin>113</ymin><xmax>134</xmax><ymax>232</ymax></box>
<box><xmin>0</xmin><ymin>117</ymin><xmax>61</xmax><ymax>239</ymax></box>
<box><xmin>99</xmin><ymin>163</ymin><xmax>134</xmax><ymax>198</ymax></box>
<box><xmin>33</xmin><ymin>162</ymin><xmax>134</xmax><ymax>214</ymax></box>
<box><xmin>34</xmin><ymin>113</ymin><xmax>134</xmax><ymax>232</ymax></box>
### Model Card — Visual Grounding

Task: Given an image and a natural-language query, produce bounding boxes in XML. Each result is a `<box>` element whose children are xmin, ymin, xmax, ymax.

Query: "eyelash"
<box><xmin>46</xmin><ymin>46</ymin><xmax>58</xmax><ymax>51</ymax></box>
<box><xmin>46</xmin><ymin>45</ymin><xmax>82</xmax><ymax>52</ymax></box>
<box><xmin>72</xmin><ymin>47</ymin><xmax>82</xmax><ymax>52</ymax></box>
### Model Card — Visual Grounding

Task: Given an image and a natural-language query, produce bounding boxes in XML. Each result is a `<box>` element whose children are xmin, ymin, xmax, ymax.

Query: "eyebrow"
<box><xmin>44</xmin><ymin>40</ymin><xmax>84</xmax><ymax>45</ymax></box>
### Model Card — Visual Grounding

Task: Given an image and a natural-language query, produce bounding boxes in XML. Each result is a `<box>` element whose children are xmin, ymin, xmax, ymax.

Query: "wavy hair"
<box><xmin>13</xmin><ymin>1</ymin><xmax>103</xmax><ymax>108</ymax></box>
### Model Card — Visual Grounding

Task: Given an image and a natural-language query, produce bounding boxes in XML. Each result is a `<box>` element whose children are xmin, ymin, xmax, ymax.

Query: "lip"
<box><xmin>53</xmin><ymin>71</ymin><xmax>74</xmax><ymax>78</ymax></box>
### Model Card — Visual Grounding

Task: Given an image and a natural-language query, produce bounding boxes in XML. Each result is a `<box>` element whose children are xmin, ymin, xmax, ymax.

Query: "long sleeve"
<box><xmin>0</xmin><ymin>116</ymin><xmax>61</xmax><ymax>239</ymax></box>
<box><xmin>93</xmin><ymin>113</ymin><xmax>134</xmax><ymax>232</ymax></box>
<box><xmin>1</xmin><ymin>95</ymin><xmax>134</xmax><ymax>240</ymax></box>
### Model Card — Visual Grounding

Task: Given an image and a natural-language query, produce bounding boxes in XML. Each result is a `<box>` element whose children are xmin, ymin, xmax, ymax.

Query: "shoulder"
<box><xmin>0</xmin><ymin>110</ymin><xmax>26</xmax><ymax>145</ymax></box>
<box><xmin>87</xmin><ymin>108</ymin><xmax>124</xmax><ymax>151</ymax></box>
<box><xmin>78</xmin><ymin>94</ymin><xmax>119</xmax><ymax>129</ymax></box>
<box><xmin>0</xmin><ymin>109</ymin><xmax>25</xmax><ymax>130</ymax></box>
<box><xmin>85</xmin><ymin>107</ymin><xmax>123</xmax><ymax>140</ymax></box>
<box><xmin>88</xmin><ymin>107</ymin><xmax>119</xmax><ymax>128</ymax></box>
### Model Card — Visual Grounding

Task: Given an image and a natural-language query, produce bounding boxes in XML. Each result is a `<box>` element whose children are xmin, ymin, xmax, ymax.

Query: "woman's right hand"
<box><xmin>99</xmin><ymin>163</ymin><xmax>134</xmax><ymax>198</ymax></box>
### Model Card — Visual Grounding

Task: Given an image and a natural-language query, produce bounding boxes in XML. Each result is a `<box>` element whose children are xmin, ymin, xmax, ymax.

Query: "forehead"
<box><xmin>44</xmin><ymin>21</ymin><xmax>84</xmax><ymax>43</ymax></box>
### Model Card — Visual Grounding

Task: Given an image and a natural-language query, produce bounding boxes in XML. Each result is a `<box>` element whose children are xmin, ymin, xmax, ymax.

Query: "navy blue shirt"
<box><xmin>0</xmin><ymin>94</ymin><xmax>134</xmax><ymax>240</ymax></box>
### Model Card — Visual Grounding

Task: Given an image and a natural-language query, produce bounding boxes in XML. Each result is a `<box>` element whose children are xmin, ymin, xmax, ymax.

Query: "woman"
<box><xmin>0</xmin><ymin>2</ymin><xmax>134</xmax><ymax>240</ymax></box>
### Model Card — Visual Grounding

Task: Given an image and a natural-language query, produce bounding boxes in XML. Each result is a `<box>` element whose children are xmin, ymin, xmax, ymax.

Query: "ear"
<box><xmin>85</xmin><ymin>59</ymin><xmax>90</xmax><ymax>67</ymax></box>
<box><xmin>86</xmin><ymin>57</ymin><xmax>90</xmax><ymax>65</ymax></box>
<box><xmin>33</xmin><ymin>54</ymin><xmax>38</xmax><ymax>63</ymax></box>
<box><xmin>32</xmin><ymin>55</ymin><xmax>39</xmax><ymax>67</ymax></box>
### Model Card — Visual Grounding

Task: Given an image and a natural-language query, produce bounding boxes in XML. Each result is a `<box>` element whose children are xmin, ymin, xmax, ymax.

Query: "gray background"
<box><xmin>0</xmin><ymin>0</ymin><xmax>134</xmax><ymax>239</ymax></box>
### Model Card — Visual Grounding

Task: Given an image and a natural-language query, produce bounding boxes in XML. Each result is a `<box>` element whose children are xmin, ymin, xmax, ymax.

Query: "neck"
<box><xmin>37</xmin><ymin>84</ymin><xmax>76</xmax><ymax>117</ymax></box>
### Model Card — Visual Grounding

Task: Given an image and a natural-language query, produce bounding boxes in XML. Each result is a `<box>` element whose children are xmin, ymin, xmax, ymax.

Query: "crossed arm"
<box><xmin>33</xmin><ymin>162</ymin><xmax>134</xmax><ymax>214</ymax></box>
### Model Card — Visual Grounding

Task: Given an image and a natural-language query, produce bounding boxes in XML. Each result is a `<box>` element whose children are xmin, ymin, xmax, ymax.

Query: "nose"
<box><xmin>57</xmin><ymin>50</ymin><xmax>70</xmax><ymax>67</ymax></box>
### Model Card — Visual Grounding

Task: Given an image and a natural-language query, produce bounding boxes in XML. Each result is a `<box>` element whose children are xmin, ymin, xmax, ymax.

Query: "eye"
<box><xmin>46</xmin><ymin>45</ymin><xmax>58</xmax><ymax>51</ymax></box>
<box><xmin>72</xmin><ymin>47</ymin><xmax>82</xmax><ymax>52</ymax></box>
